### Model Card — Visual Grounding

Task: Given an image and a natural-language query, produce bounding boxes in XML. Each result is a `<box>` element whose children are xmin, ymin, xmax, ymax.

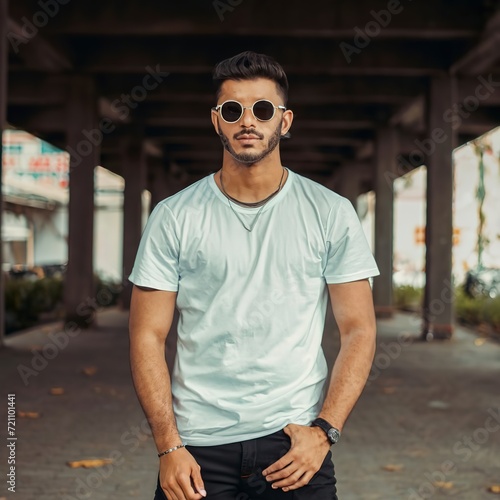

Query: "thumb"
<box><xmin>192</xmin><ymin>467</ymin><xmax>207</xmax><ymax>498</ymax></box>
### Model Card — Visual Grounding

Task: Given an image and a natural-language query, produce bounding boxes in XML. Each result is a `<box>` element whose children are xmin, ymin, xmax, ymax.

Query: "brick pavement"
<box><xmin>0</xmin><ymin>307</ymin><xmax>499</xmax><ymax>500</ymax></box>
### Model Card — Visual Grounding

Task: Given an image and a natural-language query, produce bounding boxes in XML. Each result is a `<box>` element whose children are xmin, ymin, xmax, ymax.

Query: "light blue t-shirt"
<box><xmin>129</xmin><ymin>168</ymin><xmax>380</xmax><ymax>446</ymax></box>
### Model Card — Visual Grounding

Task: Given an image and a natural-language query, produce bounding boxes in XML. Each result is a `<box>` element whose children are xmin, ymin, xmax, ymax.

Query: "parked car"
<box><xmin>463</xmin><ymin>267</ymin><xmax>500</xmax><ymax>299</ymax></box>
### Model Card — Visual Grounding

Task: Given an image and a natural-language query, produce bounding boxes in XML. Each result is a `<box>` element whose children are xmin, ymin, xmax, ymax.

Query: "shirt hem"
<box><xmin>128</xmin><ymin>274</ymin><xmax>178</xmax><ymax>292</ymax></box>
<box><xmin>180</xmin><ymin>424</ymin><xmax>293</xmax><ymax>447</ymax></box>
<box><xmin>325</xmin><ymin>268</ymin><xmax>380</xmax><ymax>284</ymax></box>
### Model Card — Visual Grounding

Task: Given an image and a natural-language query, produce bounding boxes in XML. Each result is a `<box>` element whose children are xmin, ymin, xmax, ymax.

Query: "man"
<box><xmin>129</xmin><ymin>51</ymin><xmax>380</xmax><ymax>500</ymax></box>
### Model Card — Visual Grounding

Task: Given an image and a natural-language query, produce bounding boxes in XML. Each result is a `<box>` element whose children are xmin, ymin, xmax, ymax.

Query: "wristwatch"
<box><xmin>311</xmin><ymin>418</ymin><xmax>341</xmax><ymax>445</ymax></box>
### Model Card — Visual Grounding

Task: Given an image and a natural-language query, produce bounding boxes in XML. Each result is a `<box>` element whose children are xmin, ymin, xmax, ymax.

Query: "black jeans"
<box><xmin>154</xmin><ymin>429</ymin><xmax>338</xmax><ymax>499</ymax></box>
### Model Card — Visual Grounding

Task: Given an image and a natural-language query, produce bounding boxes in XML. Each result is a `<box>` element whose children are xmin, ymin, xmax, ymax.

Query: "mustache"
<box><xmin>233</xmin><ymin>129</ymin><xmax>265</xmax><ymax>140</ymax></box>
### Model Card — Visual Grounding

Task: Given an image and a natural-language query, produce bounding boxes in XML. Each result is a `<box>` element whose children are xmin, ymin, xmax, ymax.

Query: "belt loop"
<box><xmin>240</xmin><ymin>438</ymin><xmax>257</xmax><ymax>476</ymax></box>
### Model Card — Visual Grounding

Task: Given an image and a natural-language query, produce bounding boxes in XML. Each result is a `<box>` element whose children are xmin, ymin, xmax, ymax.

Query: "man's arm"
<box><xmin>262</xmin><ymin>278</ymin><xmax>376</xmax><ymax>491</ymax></box>
<box><xmin>317</xmin><ymin>278</ymin><xmax>377</xmax><ymax>430</ymax></box>
<box><xmin>129</xmin><ymin>285</ymin><xmax>206</xmax><ymax>500</ymax></box>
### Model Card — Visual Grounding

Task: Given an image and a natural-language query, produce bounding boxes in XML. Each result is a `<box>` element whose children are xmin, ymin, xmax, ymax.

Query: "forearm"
<box><xmin>318</xmin><ymin>327</ymin><xmax>376</xmax><ymax>431</ymax></box>
<box><xmin>130</xmin><ymin>336</ymin><xmax>181</xmax><ymax>453</ymax></box>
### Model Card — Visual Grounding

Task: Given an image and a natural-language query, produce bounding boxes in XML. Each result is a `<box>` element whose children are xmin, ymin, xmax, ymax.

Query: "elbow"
<box><xmin>340</xmin><ymin>324</ymin><xmax>377</xmax><ymax>359</ymax></box>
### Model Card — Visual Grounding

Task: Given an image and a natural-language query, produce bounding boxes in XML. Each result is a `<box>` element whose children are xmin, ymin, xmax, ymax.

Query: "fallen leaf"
<box><xmin>433</xmin><ymin>481</ymin><xmax>453</xmax><ymax>489</ymax></box>
<box><xmin>428</xmin><ymin>400</ymin><xmax>450</xmax><ymax>410</ymax></box>
<box><xmin>488</xmin><ymin>485</ymin><xmax>500</xmax><ymax>494</ymax></box>
<box><xmin>383</xmin><ymin>387</ymin><xmax>396</xmax><ymax>394</ymax></box>
<box><xmin>82</xmin><ymin>366</ymin><xmax>98</xmax><ymax>376</ymax></box>
<box><xmin>50</xmin><ymin>387</ymin><xmax>65</xmax><ymax>395</ymax></box>
<box><xmin>474</xmin><ymin>338</ymin><xmax>486</xmax><ymax>346</ymax></box>
<box><xmin>17</xmin><ymin>411</ymin><xmax>40</xmax><ymax>419</ymax></box>
<box><xmin>406</xmin><ymin>449</ymin><xmax>428</xmax><ymax>458</ymax></box>
<box><xmin>382</xmin><ymin>464</ymin><xmax>404</xmax><ymax>472</ymax></box>
<box><xmin>67</xmin><ymin>458</ymin><xmax>114</xmax><ymax>469</ymax></box>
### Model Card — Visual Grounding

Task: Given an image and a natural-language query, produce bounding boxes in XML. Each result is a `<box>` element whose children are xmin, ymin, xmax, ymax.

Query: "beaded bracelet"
<box><xmin>158</xmin><ymin>444</ymin><xmax>185</xmax><ymax>458</ymax></box>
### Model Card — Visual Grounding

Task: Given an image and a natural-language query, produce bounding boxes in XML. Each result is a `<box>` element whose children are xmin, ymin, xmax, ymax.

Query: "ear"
<box><xmin>281</xmin><ymin>109</ymin><xmax>294</xmax><ymax>136</ymax></box>
<box><xmin>211</xmin><ymin>109</ymin><xmax>221</xmax><ymax>135</ymax></box>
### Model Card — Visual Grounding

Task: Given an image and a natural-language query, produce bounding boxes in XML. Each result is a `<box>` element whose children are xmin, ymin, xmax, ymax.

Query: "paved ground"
<box><xmin>0</xmin><ymin>306</ymin><xmax>499</xmax><ymax>500</ymax></box>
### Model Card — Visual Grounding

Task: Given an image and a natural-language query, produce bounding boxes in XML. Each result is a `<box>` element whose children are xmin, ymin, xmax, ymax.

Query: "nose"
<box><xmin>240</xmin><ymin>106</ymin><xmax>256</xmax><ymax>128</ymax></box>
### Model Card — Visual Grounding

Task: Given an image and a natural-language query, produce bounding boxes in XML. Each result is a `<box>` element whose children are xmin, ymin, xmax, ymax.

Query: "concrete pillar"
<box><xmin>337</xmin><ymin>163</ymin><xmax>361</xmax><ymax>209</ymax></box>
<box><xmin>0</xmin><ymin>0</ymin><xmax>8</xmax><ymax>348</ymax></box>
<box><xmin>121</xmin><ymin>137</ymin><xmax>147</xmax><ymax>309</ymax></box>
<box><xmin>422</xmin><ymin>76</ymin><xmax>456</xmax><ymax>340</ymax></box>
<box><xmin>373</xmin><ymin>127</ymin><xmax>398</xmax><ymax>318</ymax></box>
<box><xmin>148</xmin><ymin>157</ymin><xmax>170</xmax><ymax>212</ymax></box>
<box><xmin>146</xmin><ymin>157</ymin><xmax>178</xmax><ymax>372</ymax></box>
<box><xmin>64</xmin><ymin>76</ymin><xmax>99</xmax><ymax>327</ymax></box>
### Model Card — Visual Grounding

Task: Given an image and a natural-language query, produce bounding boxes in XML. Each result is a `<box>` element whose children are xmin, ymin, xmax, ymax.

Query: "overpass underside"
<box><xmin>1</xmin><ymin>0</ymin><xmax>500</xmax><ymax>344</ymax></box>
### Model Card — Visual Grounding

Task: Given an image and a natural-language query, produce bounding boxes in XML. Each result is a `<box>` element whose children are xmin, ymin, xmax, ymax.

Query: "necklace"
<box><xmin>219</xmin><ymin>167</ymin><xmax>286</xmax><ymax>232</ymax></box>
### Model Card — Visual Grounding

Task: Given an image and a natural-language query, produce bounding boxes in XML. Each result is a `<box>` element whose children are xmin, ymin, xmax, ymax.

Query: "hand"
<box><xmin>262</xmin><ymin>423</ymin><xmax>331</xmax><ymax>492</ymax></box>
<box><xmin>158</xmin><ymin>447</ymin><xmax>207</xmax><ymax>500</ymax></box>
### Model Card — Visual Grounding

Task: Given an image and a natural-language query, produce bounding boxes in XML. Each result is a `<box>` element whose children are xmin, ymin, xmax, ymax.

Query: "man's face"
<box><xmin>211</xmin><ymin>78</ymin><xmax>293</xmax><ymax>165</ymax></box>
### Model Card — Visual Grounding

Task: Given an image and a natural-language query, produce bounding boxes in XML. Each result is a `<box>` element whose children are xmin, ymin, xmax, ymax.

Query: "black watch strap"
<box><xmin>311</xmin><ymin>418</ymin><xmax>341</xmax><ymax>444</ymax></box>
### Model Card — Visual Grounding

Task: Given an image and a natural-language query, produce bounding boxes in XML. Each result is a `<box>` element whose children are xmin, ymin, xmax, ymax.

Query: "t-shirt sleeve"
<box><xmin>128</xmin><ymin>202</ymin><xmax>180</xmax><ymax>291</ymax></box>
<box><xmin>323</xmin><ymin>197</ymin><xmax>380</xmax><ymax>284</ymax></box>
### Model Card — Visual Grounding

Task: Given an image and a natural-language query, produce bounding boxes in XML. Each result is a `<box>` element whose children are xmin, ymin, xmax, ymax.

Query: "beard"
<box><xmin>217</xmin><ymin>118</ymin><xmax>282</xmax><ymax>165</ymax></box>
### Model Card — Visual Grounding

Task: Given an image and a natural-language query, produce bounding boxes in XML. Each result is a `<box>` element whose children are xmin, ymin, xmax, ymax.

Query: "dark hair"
<box><xmin>212</xmin><ymin>51</ymin><xmax>289</xmax><ymax>104</ymax></box>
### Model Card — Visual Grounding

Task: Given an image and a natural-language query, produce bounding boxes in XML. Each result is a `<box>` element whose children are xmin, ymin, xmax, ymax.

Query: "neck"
<box><xmin>217</xmin><ymin>151</ymin><xmax>288</xmax><ymax>203</ymax></box>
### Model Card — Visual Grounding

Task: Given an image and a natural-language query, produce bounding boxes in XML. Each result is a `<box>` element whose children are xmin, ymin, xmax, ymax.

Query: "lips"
<box><xmin>237</xmin><ymin>134</ymin><xmax>260</xmax><ymax>140</ymax></box>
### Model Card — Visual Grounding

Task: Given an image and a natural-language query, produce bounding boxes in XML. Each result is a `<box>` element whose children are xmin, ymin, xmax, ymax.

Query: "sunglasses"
<box><xmin>212</xmin><ymin>99</ymin><xmax>286</xmax><ymax>123</ymax></box>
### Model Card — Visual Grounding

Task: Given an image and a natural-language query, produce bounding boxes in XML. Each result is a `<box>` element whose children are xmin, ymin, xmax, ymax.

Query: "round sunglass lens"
<box><xmin>253</xmin><ymin>101</ymin><xmax>275</xmax><ymax>121</ymax></box>
<box><xmin>221</xmin><ymin>102</ymin><xmax>242</xmax><ymax>122</ymax></box>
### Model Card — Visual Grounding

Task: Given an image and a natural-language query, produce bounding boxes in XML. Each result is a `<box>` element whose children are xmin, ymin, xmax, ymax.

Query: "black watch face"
<box><xmin>327</xmin><ymin>428</ymin><xmax>340</xmax><ymax>444</ymax></box>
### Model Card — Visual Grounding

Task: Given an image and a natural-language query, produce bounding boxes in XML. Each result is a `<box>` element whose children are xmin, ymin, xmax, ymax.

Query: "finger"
<box><xmin>162</xmin><ymin>487</ymin><xmax>179</xmax><ymax>500</ymax></box>
<box><xmin>282</xmin><ymin>471</ymin><xmax>314</xmax><ymax>492</ymax></box>
<box><xmin>282</xmin><ymin>424</ymin><xmax>295</xmax><ymax>438</ymax></box>
<box><xmin>191</xmin><ymin>465</ymin><xmax>207</xmax><ymax>498</ymax></box>
<box><xmin>159</xmin><ymin>479</ymin><xmax>179</xmax><ymax>500</ymax></box>
<box><xmin>177</xmin><ymin>471</ymin><xmax>203</xmax><ymax>500</ymax></box>
<box><xmin>167</xmin><ymin>482</ymin><xmax>186</xmax><ymax>500</ymax></box>
<box><xmin>265</xmin><ymin>462</ymin><xmax>296</xmax><ymax>482</ymax></box>
<box><xmin>262</xmin><ymin>453</ymin><xmax>293</xmax><ymax>477</ymax></box>
<box><xmin>167</xmin><ymin>474</ymin><xmax>194</xmax><ymax>500</ymax></box>
<box><xmin>271</xmin><ymin>468</ymin><xmax>304</xmax><ymax>489</ymax></box>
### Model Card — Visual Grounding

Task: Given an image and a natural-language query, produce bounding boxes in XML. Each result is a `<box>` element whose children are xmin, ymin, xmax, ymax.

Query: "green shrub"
<box><xmin>94</xmin><ymin>274</ymin><xmax>122</xmax><ymax>307</ymax></box>
<box><xmin>5</xmin><ymin>277</ymin><xmax>64</xmax><ymax>332</ymax></box>
<box><xmin>5</xmin><ymin>273</ymin><xmax>122</xmax><ymax>334</ymax></box>
<box><xmin>393</xmin><ymin>285</ymin><xmax>500</xmax><ymax>333</ymax></box>
<box><xmin>393</xmin><ymin>285</ymin><xmax>423</xmax><ymax>311</ymax></box>
<box><xmin>455</xmin><ymin>287</ymin><xmax>500</xmax><ymax>332</ymax></box>
<box><xmin>482</xmin><ymin>298</ymin><xmax>500</xmax><ymax>329</ymax></box>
